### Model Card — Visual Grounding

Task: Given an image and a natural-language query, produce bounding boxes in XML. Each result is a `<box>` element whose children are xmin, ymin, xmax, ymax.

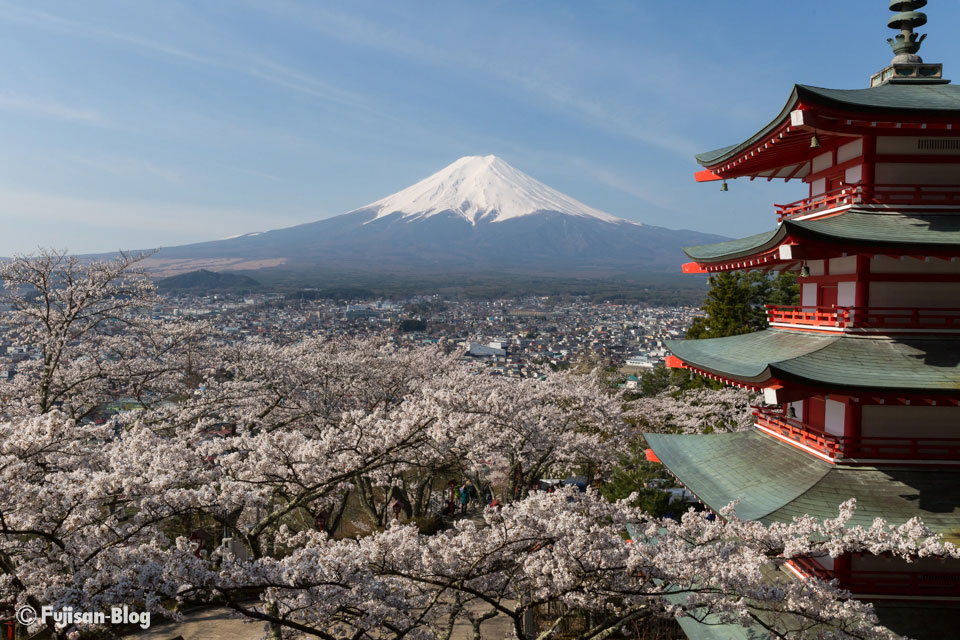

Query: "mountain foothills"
<box><xmin>144</xmin><ymin>156</ymin><xmax>725</xmax><ymax>278</ymax></box>
<box><xmin>157</xmin><ymin>269</ymin><xmax>260</xmax><ymax>292</ymax></box>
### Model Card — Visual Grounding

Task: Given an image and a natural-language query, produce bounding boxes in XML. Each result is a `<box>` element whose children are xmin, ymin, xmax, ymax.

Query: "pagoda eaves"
<box><xmin>696</xmin><ymin>83</ymin><xmax>960</xmax><ymax>182</ymax></box>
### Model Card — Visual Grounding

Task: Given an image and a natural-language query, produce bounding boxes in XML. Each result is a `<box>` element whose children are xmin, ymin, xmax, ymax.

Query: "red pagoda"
<box><xmin>645</xmin><ymin>2</ymin><xmax>960</xmax><ymax>637</ymax></box>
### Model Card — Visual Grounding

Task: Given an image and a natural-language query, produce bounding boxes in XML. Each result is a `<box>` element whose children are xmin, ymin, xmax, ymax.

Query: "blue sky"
<box><xmin>1</xmin><ymin>0</ymin><xmax>957</xmax><ymax>256</ymax></box>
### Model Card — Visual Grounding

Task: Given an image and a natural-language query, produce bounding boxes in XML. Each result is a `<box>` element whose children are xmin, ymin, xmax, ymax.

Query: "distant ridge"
<box><xmin>157</xmin><ymin>269</ymin><xmax>260</xmax><ymax>292</ymax></box>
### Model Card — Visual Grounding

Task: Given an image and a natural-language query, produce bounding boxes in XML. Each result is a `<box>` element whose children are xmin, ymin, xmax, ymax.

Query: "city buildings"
<box><xmin>0</xmin><ymin>294</ymin><xmax>696</xmax><ymax>385</ymax></box>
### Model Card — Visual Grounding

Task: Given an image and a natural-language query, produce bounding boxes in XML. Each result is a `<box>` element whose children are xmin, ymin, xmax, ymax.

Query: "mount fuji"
<box><xmin>145</xmin><ymin>155</ymin><xmax>725</xmax><ymax>276</ymax></box>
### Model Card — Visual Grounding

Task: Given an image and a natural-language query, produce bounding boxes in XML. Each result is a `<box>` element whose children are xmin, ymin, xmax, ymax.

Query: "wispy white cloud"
<box><xmin>0</xmin><ymin>92</ymin><xmax>103</xmax><ymax>124</ymax></box>
<box><xmin>69</xmin><ymin>154</ymin><xmax>184</xmax><ymax>183</ymax></box>
<box><xmin>0</xmin><ymin>2</ymin><xmax>373</xmax><ymax>114</ymax></box>
<box><xmin>562</xmin><ymin>156</ymin><xmax>693</xmax><ymax>217</ymax></box>
<box><xmin>0</xmin><ymin>186</ymin><xmax>305</xmax><ymax>243</ymax></box>
<box><xmin>241</xmin><ymin>0</ymin><xmax>703</xmax><ymax>160</ymax></box>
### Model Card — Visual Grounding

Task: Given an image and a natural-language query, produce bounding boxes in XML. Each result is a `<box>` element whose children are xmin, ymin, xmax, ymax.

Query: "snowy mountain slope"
<box><xmin>360</xmin><ymin>155</ymin><xmax>627</xmax><ymax>225</ymax></box>
<box><xmin>147</xmin><ymin>156</ymin><xmax>727</xmax><ymax>275</ymax></box>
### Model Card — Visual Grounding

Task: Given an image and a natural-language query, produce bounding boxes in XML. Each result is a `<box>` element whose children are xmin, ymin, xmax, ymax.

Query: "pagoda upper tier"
<box><xmin>686</xmin><ymin>81</ymin><xmax>960</xmax><ymax>278</ymax></box>
<box><xmin>695</xmin><ymin>83</ymin><xmax>960</xmax><ymax>184</ymax></box>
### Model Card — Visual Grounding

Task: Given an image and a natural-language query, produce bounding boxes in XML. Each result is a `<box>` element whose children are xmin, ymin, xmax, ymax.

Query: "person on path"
<box><xmin>466</xmin><ymin>481</ymin><xmax>478</xmax><ymax>508</ymax></box>
<box><xmin>459</xmin><ymin>484</ymin><xmax>470</xmax><ymax>515</ymax></box>
<box><xmin>447</xmin><ymin>480</ymin><xmax>458</xmax><ymax>516</ymax></box>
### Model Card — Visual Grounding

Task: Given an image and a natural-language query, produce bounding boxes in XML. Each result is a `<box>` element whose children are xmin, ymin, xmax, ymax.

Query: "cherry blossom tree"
<box><xmin>432</xmin><ymin>366</ymin><xmax>626</xmax><ymax>501</ymax></box>
<box><xmin>2</xmin><ymin>251</ymin><xmax>956</xmax><ymax>640</ymax></box>
<box><xmin>628</xmin><ymin>385</ymin><xmax>755</xmax><ymax>434</ymax></box>
<box><xmin>6</xmin><ymin>417</ymin><xmax>951</xmax><ymax>640</ymax></box>
<box><xmin>0</xmin><ymin>413</ymin><xmax>213</xmax><ymax>639</ymax></box>
<box><xmin>0</xmin><ymin>250</ymin><xmax>204</xmax><ymax>421</ymax></box>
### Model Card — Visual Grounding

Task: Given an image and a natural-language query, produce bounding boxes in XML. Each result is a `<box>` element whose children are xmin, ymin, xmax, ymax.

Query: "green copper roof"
<box><xmin>667</xmin><ymin>330</ymin><xmax>960</xmax><ymax>391</ymax></box>
<box><xmin>666</xmin><ymin>330</ymin><xmax>834</xmax><ymax>382</ymax></box>
<box><xmin>673</xmin><ymin>617</ymin><xmax>760</xmax><ymax>640</ymax></box>
<box><xmin>683</xmin><ymin>228</ymin><xmax>785</xmax><ymax>262</ymax></box>
<box><xmin>645</xmin><ymin>431</ymin><xmax>960</xmax><ymax>542</ymax></box>
<box><xmin>646</xmin><ymin>431</ymin><xmax>828</xmax><ymax>521</ymax></box>
<box><xmin>666</xmin><ymin>592</ymin><xmax>767</xmax><ymax>640</ymax></box>
<box><xmin>799</xmin><ymin>83</ymin><xmax>960</xmax><ymax>113</ymax></box>
<box><xmin>683</xmin><ymin>209</ymin><xmax>960</xmax><ymax>263</ymax></box>
<box><xmin>696</xmin><ymin>84</ymin><xmax>960</xmax><ymax>167</ymax></box>
<box><xmin>791</xmin><ymin>209</ymin><xmax>960</xmax><ymax>247</ymax></box>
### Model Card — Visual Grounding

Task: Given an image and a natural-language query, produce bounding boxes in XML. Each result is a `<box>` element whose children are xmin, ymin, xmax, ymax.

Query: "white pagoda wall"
<box><xmin>788</xmin><ymin>400</ymin><xmax>804</xmax><ymax>421</ymax></box>
<box><xmin>807</xmin><ymin>140</ymin><xmax>864</xmax><ymax>197</ymax></box>
<box><xmin>874</xmin><ymin>136</ymin><xmax>960</xmax><ymax>185</ymax></box>
<box><xmin>824</xmin><ymin>398</ymin><xmax>845</xmax><ymax>437</ymax></box>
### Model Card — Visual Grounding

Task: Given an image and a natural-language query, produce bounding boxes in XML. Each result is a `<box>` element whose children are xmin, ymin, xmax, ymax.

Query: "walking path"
<box><xmin>130</xmin><ymin>602</ymin><xmax>514</xmax><ymax>639</ymax></box>
<box><xmin>131</xmin><ymin>607</ymin><xmax>261</xmax><ymax>640</ymax></box>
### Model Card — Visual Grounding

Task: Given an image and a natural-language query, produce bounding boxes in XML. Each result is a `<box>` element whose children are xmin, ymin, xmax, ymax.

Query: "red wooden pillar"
<box><xmin>861</xmin><ymin>135</ymin><xmax>876</xmax><ymax>202</ymax></box>
<box><xmin>834</xmin><ymin>553</ymin><xmax>852</xmax><ymax>586</ymax></box>
<box><xmin>843</xmin><ymin>399</ymin><xmax>861</xmax><ymax>438</ymax></box>
<box><xmin>853</xmin><ymin>254</ymin><xmax>870</xmax><ymax>327</ymax></box>
<box><xmin>843</xmin><ymin>399</ymin><xmax>862</xmax><ymax>457</ymax></box>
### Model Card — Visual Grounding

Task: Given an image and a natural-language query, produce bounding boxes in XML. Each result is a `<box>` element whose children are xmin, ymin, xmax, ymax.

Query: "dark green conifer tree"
<box><xmin>686</xmin><ymin>271</ymin><xmax>799</xmax><ymax>339</ymax></box>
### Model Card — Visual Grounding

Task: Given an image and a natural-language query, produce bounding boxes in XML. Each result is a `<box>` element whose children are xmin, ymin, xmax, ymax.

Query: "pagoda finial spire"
<box><xmin>887</xmin><ymin>0</ymin><xmax>928</xmax><ymax>63</ymax></box>
<box><xmin>871</xmin><ymin>0</ymin><xmax>945</xmax><ymax>86</ymax></box>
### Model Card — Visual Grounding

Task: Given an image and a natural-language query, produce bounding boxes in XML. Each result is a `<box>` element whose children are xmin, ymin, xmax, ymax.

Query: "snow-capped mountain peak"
<box><xmin>358</xmin><ymin>155</ymin><xmax>632</xmax><ymax>225</ymax></box>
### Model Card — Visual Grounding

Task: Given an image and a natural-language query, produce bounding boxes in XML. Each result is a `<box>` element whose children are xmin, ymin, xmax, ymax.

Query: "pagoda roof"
<box><xmin>644</xmin><ymin>430</ymin><xmax>960</xmax><ymax>542</ymax></box>
<box><xmin>666</xmin><ymin>330</ymin><xmax>960</xmax><ymax>392</ymax></box>
<box><xmin>795</xmin><ymin>208</ymin><xmax>960</xmax><ymax>247</ymax></box>
<box><xmin>684</xmin><ymin>228</ymin><xmax>783</xmax><ymax>263</ymax></box>
<box><xmin>683</xmin><ymin>209</ymin><xmax>960</xmax><ymax>264</ymax></box>
<box><xmin>796</xmin><ymin>83</ymin><xmax>960</xmax><ymax>115</ymax></box>
<box><xmin>696</xmin><ymin>83</ymin><xmax>960</xmax><ymax>174</ymax></box>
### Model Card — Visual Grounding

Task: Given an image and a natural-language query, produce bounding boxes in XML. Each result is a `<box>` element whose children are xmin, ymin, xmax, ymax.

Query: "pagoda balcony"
<box><xmin>787</xmin><ymin>557</ymin><xmax>960</xmax><ymax>599</ymax></box>
<box><xmin>766</xmin><ymin>305</ymin><xmax>960</xmax><ymax>332</ymax></box>
<box><xmin>753</xmin><ymin>407</ymin><xmax>960</xmax><ymax>463</ymax></box>
<box><xmin>774</xmin><ymin>183</ymin><xmax>960</xmax><ymax>222</ymax></box>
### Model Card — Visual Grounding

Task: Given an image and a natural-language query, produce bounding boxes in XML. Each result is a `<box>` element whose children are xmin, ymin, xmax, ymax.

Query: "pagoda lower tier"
<box><xmin>645</xmin><ymin>431</ymin><xmax>960</xmax><ymax>543</ymax></box>
<box><xmin>644</xmin><ymin>430</ymin><xmax>960</xmax><ymax>612</ymax></box>
<box><xmin>644</xmin><ymin>431</ymin><xmax>960</xmax><ymax>608</ymax></box>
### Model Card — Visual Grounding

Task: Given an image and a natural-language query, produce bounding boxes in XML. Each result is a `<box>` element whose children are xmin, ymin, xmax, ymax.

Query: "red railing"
<box><xmin>849</xmin><ymin>307</ymin><xmax>960</xmax><ymax>330</ymax></box>
<box><xmin>775</xmin><ymin>184</ymin><xmax>860</xmax><ymax>220</ymax></box>
<box><xmin>753</xmin><ymin>408</ymin><xmax>960</xmax><ymax>462</ymax></box>
<box><xmin>789</xmin><ymin>557</ymin><xmax>960</xmax><ymax>598</ymax></box>
<box><xmin>766</xmin><ymin>305</ymin><xmax>960</xmax><ymax>331</ymax></box>
<box><xmin>775</xmin><ymin>183</ymin><xmax>960</xmax><ymax>221</ymax></box>
<box><xmin>753</xmin><ymin>409</ymin><xmax>841</xmax><ymax>458</ymax></box>
<box><xmin>840</xmin><ymin>438</ymin><xmax>960</xmax><ymax>460</ymax></box>
<box><xmin>765</xmin><ymin>305</ymin><xmax>849</xmax><ymax>328</ymax></box>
